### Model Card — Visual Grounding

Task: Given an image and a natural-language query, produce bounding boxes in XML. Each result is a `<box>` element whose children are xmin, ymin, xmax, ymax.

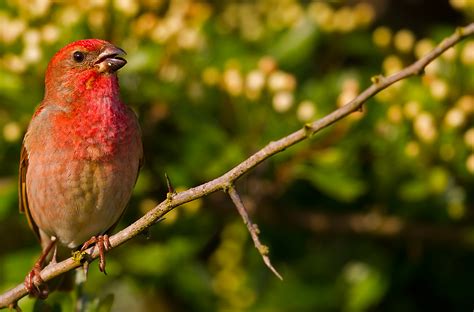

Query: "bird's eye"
<box><xmin>73</xmin><ymin>51</ymin><xmax>85</xmax><ymax>63</ymax></box>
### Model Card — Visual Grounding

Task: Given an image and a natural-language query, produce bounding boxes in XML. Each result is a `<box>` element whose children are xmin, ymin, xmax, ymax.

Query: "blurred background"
<box><xmin>1</xmin><ymin>0</ymin><xmax>474</xmax><ymax>311</ymax></box>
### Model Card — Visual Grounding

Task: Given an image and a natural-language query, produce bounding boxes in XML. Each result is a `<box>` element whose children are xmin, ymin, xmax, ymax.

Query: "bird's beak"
<box><xmin>95</xmin><ymin>45</ymin><xmax>127</xmax><ymax>73</ymax></box>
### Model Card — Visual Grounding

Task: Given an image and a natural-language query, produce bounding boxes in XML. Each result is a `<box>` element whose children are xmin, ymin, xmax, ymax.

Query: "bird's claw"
<box><xmin>81</xmin><ymin>234</ymin><xmax>112</xmax><ymax>274</ymax></box>
<box><xmin>24</xmin><ymin>263</ymin><xmax>48</xmax><ymax>299</ymax></box>
<box><xmin>24</xmin><ymin>237</ymin><xmax>56</xmax><ymax>299</ymax></box>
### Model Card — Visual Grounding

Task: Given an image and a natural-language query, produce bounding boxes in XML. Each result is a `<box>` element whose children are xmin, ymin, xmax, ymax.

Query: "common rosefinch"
<box><xmin>19</xmin><ymin>39</ymin><xmax>142</xmax><ymax>297</ymax></box>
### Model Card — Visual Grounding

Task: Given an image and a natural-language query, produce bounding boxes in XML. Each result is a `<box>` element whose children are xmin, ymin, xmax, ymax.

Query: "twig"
<box><xmin>227</xmin><ymin>185</ymin><xmax>283</xmax><ymax>280</ymax></box>
<box><xmin>287</xmin><ymin>211</ymin><xmax>474</xmax><ymax>245</ymax></box>
<box><xmin>1</xmin><ymin>23</ymin><xmax>473</xmax><ymax>308</ymax></box>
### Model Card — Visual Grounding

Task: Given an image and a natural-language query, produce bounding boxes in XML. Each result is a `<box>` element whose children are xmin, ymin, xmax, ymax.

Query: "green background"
<box><xmin>1</xmin><ymin>0</ymin><xmax>473</xmax><ymax>311</ymax></box>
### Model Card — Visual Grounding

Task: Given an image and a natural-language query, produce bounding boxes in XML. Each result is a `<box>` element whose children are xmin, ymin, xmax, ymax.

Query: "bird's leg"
<box><xmin>80</xmin><ymin>234</ymin><xmax>112</xmax><ymax>274</ymax></box>
<box><xmin>24</xmin><ymin>237</ymin><xmax>57</xmax><ymax>299</ymax></box>
<box><xmin>50</xmin><ymin>242</ymin><xmax>59</xmax><ymax>264</ymax></box>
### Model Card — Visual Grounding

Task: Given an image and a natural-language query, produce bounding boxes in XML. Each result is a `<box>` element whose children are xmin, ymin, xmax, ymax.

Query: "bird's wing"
<box><xmin>19</xmin><ymin>141</ymin><xmax>41</xmax><ymax>241</ymax></box>
<box><xmin>127</xmin><ymin>105</ymin><xmax>144</xmax><ymax>184</ymax></box>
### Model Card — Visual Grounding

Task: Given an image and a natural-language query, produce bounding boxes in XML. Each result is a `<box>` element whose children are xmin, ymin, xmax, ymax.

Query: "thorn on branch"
<box><xmin>165</xmin><ymin>173</ymin><xmax>176</xmax><ymax>200</ymax></box>
<box><xmin>153</xmin><ymin>217</ymin><xmax>166</xmax><ymax>225</ymax></box>
<box><xmin>226</xmin><ymin>185</ymin><xmax>283</xmax><ymax>280</ymax></box>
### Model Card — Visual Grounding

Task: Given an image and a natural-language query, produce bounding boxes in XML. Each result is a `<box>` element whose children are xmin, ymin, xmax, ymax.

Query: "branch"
<box><xmin>288</xmin><ymin>211</ymin><xmax>474</xmax><ymax>245</ymax></box>
<box><xmin>1</xmin><ymin>23</ymin><xmax>473</xmax><ymax>308</ymax></box>
<box><xmin>227</xmin><ymin>185</ymin><xmax>283</xmax><ymax>280</ymax></box>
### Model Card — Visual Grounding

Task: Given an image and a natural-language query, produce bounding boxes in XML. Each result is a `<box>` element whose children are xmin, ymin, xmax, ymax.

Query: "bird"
<box><xmin>19</xmin><ymin>39</ymin><xmax>143</xmax><ymax>298</ymax></box>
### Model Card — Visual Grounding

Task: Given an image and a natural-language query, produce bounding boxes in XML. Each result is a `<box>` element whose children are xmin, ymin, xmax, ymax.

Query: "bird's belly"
<box><xmin>27</xmin><ymin>152</ymin><xmax>137</xmax><ymax>249</ymax></box>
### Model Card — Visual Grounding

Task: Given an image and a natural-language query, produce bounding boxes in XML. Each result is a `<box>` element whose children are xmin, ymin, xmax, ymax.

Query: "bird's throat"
<box><xmin>50</xmin><ymin>75</ymin><xmax>131</xmax><ymax>161</ymax></box>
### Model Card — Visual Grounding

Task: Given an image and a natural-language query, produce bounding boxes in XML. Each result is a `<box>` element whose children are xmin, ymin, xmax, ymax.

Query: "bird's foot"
<box><xmin>80</xmin><ymin>234</ymin><xmax>112</xmax><ymax>274</ymax></box>
<box><xmin>24</xmin><ymin>263</ymin><xmax>48</xmax><ymax>299</ymax></box>
<box><xmin>24</xmin><ymin>237</ymin><xmax>57</xmax><ymax>299</ymax></box>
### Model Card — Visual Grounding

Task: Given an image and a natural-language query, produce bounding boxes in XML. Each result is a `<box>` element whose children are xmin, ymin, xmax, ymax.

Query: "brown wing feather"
<box><xmin>19</xmin><ymin>142</ymin><xmax>41</xmax><ymax>240</ymax></box>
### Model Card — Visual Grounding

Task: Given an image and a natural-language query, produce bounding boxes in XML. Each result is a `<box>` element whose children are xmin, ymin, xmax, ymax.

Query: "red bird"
<box><xmin>19</xmin><ymin>39</ymin><xmax>142</xmax><ymax>297</ymax></box>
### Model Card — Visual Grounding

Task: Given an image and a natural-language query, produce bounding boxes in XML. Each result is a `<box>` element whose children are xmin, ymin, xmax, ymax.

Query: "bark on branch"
<box><xmin>227</xmin><ymin>185</ymin><xmax>283</xmax><ymax>280</ymax></box>
<box><xmin>1</xmin><ymin>23</ymin><xmax>473</xmax><ymax>308</ymax></box>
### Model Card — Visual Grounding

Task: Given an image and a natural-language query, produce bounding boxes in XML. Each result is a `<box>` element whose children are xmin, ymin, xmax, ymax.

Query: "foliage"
<box><xmin>0</xmin><ymin>0</ymin><xmax>473</xmax><ymax>311</ymax></box>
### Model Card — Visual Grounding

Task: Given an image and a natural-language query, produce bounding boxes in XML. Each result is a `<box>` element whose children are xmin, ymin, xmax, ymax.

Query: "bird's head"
<box><xmin>44</xmin><ymin>39</ymin><xmax>127</xmax><ymax>103</ymax></box>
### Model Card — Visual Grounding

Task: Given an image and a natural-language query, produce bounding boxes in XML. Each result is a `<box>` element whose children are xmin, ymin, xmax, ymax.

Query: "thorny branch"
<box><xmin>1</xmin><ymin>23</ymin><xmax>473</xmax><ymax>308</ymax></box>
<box><xmin>227</xmin><ymin>185</ymin><xmax>283</xmax><ymax>280</ymax></box>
